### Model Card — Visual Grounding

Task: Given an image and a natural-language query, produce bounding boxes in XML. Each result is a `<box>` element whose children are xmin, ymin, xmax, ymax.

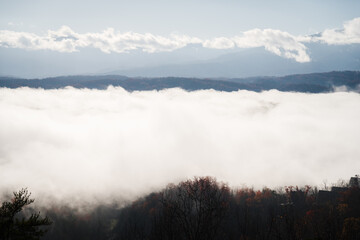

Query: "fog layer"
<box><xmin>1</xmin><ymin>87</ymin><xmax>359</xmax><ymax>203</ymax></box>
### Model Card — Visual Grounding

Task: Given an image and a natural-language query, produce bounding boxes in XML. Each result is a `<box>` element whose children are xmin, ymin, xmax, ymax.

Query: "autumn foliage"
<box><xmin>5</xmin><ymin>177</ymin><xmax>359</xmax><ymax>240</ymax></box>
<box><xmin>109</xmin><ymin>177</ymin><xmax>360</xmax><ymax>240</ymax></box>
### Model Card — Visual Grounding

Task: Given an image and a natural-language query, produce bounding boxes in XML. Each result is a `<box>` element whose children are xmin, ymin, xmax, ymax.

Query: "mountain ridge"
<box><xmin>1</xmin><ymin>43</ymin><xmax>359</xmax><ymax>79</ymax></box>
<box><xmin>1</xmin><ymin>71</ymin><xmax>359</xmax><ymax>93</ymax></box>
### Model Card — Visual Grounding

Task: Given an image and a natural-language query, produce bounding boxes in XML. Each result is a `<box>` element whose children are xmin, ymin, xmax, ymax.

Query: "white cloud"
<box><xmin>0</xmin><ymin>26</ymin><xmax>79</xmax><ymax>52</ymax></box>
<box><xmin>1</xmin><ymin>87</ymin><xmax>360</xmax><ymax>204</ymax></box>
<box><xmin>83</xmin><ymin>28</ymin><xmax>202</xmax><ymax>53</ymax></box>
<box><xmin>233</xmin><ymin>29</ymin><xmax>310</xmax><ymax>62</ymax></box>
<box><xmin>0</xmin><ymin>25</ymin><xmax>309</xmax><ymax>62</ymax></box>
<box><xmin>0</xmin><ymin>26</ymin><xmax>202</xmax><ymax>54</ymax></box>
<box><xmin>203</xmin><ymin>37</ymin><xmax>235</xmax><ymax>49</ymax></box>
<box><xmin>202</xmin><ymin>29</ymin><xmax>310</xmax><ymax>62</ymax></box>
<box><xmin>1</xmin><ymin>17</ymin><xmax>360</xmax><ymax>63</ymax></box>
<box><xmin>312</xmin><ymin>17</ymin><xmax>360</xmax><ymax>45</ymax></box>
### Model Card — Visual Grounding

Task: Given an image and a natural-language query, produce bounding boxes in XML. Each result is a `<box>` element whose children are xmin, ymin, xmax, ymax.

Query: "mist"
<box><xmin>1</xmin><ymin>87</ymin><xmax>360</xmax><ymax>204</ymax></box>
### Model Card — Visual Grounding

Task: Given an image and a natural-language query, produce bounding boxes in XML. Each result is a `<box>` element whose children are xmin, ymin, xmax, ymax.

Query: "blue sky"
<box><xmin>0</xmin><ymin>0</ymin><xmax>359</xmax><ymax>77</ymax></box>
<box><xmin>1</xmin><ymin>0</ymin><xmax>359</xmax><ymax>37</ymax></box>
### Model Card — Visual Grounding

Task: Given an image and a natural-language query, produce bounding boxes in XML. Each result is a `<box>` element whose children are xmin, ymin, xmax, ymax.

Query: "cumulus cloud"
<box><xmin>203</xmin><ymin>29</ymin><xmax>310</xmax><ymax>62</ymax></box>
<box><xmin>237</xmin><ymin>29</ymin><xmax>310</xmax><ymax>62</ymax></box>
<box><xmin>1</xmin><ymin>17</ymin><xmax>360</xmax><ymax>63</ymax></box>
<box><xmin>312</xmin><ymin>17</ymin><xmax>360</xmax><ymax>45</ymax></box>
<box><xmin>0</xmin><ymin>26</ymin><xmax>202</xmax><ymax>54</ymax></box>
<box><xmin>0</xmin><ymin>26</ymin><xmax>79</xmax><ymax>52</ymax></box>
<box><xmin>203</xmin><ymin>37</ymin><xmax>236</xmax><ymax>49</ymax></box>
<box><xmin>1</xmin><ymin>87</ymin><xmax>360</xmax><ymax>204</ymax></box>
<box><xmin>0</xmin><ymin>25</ymin><xmax>310</xmax><ymax>62</ymax></box>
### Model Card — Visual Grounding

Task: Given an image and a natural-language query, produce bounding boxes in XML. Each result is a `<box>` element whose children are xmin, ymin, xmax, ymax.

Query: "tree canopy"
<box><xmin>0</xmin><ymin>188</ymin><xmax>52</xmax><ymax>240</ymax></box>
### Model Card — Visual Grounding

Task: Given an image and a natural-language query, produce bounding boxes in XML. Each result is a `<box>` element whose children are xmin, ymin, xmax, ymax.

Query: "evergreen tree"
<box><xmin>0</xmin><ymin>188</ymin><xmax>52</xmax><ymax>240</ymax></box>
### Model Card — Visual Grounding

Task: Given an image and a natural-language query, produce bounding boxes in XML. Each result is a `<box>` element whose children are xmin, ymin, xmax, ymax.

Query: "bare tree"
<box><xmin>159</xmin><ymin>177</ymin><xmax>230</xmax><ymax>240</ymax></box>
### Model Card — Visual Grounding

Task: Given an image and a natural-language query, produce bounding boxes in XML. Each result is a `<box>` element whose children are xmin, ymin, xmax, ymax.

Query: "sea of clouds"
<box><xmin>1</xmin><ymin>87</ymin><xmax>360</xmax><ymax>204</ymax></box>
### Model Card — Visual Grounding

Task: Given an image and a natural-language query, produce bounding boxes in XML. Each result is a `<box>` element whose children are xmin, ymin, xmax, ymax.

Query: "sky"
<box><xmin>0</xmin><ymin>1</ymin><xmax>360</xmax><ymax>77</ymax></box>
<box><xmin>1</xmin><ymin>0</ymin><xmax>359</xmax><ymax>36</ymax></box>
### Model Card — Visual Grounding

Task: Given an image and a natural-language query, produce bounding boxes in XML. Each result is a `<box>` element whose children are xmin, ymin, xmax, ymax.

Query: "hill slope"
<box><xmin>1</xmin><ymin>71</ymin><xmax>359</xmax><ymax>93</ymax></box>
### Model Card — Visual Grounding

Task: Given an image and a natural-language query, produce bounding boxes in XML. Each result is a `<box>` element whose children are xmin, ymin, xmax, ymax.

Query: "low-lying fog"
<box><xmin>1</xmin><ymin>87</ymin><xmax>360</xmax><ymax>204</ymax></box>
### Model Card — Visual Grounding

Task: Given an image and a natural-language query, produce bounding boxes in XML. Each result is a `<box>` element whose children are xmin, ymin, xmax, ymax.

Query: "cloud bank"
<box><xmin>0</xmin><ymin>26</ymin><xmax>309</xmax><ymax>62</ymax></box>
<box><xmin>0</xmin><ymin>17</ymin><xmax>359</xmax><ymax>63</ymax></box>
<box><xmin>313</xmin><ymin>17</ymin><xmax>360</xmax><ymax>45</ymax></box>
<box><xmin>0</xmin><ymin>26</ymin><xmax>202</xmax><ymax>54</ymax></box>
<box><xmin>1</xmin><ymin>87</ymin><xmax>360</xmax><ymax>204</ymax></box>
<box><xmin>203</xmin><ymin>29</ymin><xmax>310</xmax><ymax>62</ymax></box>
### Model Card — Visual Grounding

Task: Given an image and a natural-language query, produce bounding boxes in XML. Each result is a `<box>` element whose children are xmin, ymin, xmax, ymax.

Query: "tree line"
<box><xmin>1</xmin><ymin>176</ymin><xmax>360</xmax><ymax>239</ymax></box>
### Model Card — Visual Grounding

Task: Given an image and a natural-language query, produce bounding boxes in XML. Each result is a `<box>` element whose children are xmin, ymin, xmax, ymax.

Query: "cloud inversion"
<box><xmin>1</xmin><ymin>87</ymin><xmax>360</xmax><ymax>203</ymax></box>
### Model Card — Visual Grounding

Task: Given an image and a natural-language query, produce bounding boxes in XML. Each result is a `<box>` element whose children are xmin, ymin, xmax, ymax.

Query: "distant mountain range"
<box><xmin>1</xmin><ymin>71</ymin><xmax>359</xmax><ymax>93</ymax></box>
<box><xmin>0</xmin><ymin>43</ymin><xmax>359</xmax><ymax>79</ymax></box>
<box><xmin>108</xmin><ymin>43</ymin><xmax>360</xmax><ymax>78</ymax></box>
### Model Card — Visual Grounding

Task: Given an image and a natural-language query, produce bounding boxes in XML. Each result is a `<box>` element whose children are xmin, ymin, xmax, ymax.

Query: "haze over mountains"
<box><xmin>109</xmin><ymin>43</ymin><xmax>360</xmax><ymax>78</ymax></box>
<box><xmin>1</xmin><ymin>42</ymin><xmax>359</xmax><ymax>79</ymax></box>
<box><xmin>1</xmin><ymin>71</ymin><xmax>359</xmax><ymax>94</ymax></box>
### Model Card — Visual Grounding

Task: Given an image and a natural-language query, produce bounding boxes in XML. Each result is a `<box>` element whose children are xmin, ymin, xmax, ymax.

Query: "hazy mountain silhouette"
<box><xmin>1</xmin><ymin>71</ymin><xmax>359</xmax><ymax>93</ymax></box>
<box><xmin>108</xmin><ymin>43</ymin><xmax>360</xmax><ymax>78</ymax></box>
<box><xmin>0</xmin><ymin>43</ymin><xmax>359</xmax><ymax>79</ymax></box>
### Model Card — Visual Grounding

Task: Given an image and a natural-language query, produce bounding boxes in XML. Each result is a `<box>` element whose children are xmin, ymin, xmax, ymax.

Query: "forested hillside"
<box><xmin>1</xmin><ymin>71</ymin><xmax>359</xmax><ymax>93</ymax></box>
<box><xmin>2</xmin><ymin>176</ymin><xmax>359</xmax><ymax>240</ymax></box>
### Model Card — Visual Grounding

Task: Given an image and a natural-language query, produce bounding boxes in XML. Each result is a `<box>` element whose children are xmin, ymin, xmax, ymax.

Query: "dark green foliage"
<box><xmin>0</xmin><ymin>188</ymin><xmax>52</xmax><ymax>240</ymax></box>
